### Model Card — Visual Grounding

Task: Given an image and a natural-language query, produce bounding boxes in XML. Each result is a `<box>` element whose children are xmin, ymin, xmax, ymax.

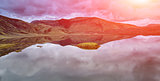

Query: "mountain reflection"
<box><xmin>0</xmin><ymin>34</ymin><xmax>135</xmax><ymax>56</ymax></box>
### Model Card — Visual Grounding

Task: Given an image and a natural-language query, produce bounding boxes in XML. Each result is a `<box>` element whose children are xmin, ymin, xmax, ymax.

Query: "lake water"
<box><xmin>0</xmin><ymin>35</ymin><xmax>160</xmax><ymax>81</ymax></box>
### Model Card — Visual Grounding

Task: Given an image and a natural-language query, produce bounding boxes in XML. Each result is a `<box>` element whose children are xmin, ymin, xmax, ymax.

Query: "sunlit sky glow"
<box><xmin>0</xmin><ymin>0</ymin><xmax>160</xmax><ymax>25</ymax></box>
<box><xmin>125</xmin><ymin>0</ymin><xmax>151</xmax><ymax>7</ymax></box>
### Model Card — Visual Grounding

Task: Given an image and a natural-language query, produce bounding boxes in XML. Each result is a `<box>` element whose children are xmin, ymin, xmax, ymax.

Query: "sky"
<box><xmin>1</xmin><ymin>0</ymin><xmax>160</xmax><ymax>23</ymax></box>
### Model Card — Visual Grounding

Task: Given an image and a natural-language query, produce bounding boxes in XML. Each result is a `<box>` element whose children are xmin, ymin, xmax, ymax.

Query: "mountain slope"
<box><xmin>0</xmin><ymin>15</ymin><xmax>65</xmax><ymax>37</ymax></box>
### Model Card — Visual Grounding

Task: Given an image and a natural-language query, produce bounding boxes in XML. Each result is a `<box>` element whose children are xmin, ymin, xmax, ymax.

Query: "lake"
<box><xmin>0</xmin><ymin>35</ymin><xmax>160</xmax><ymax>81</ymax></box>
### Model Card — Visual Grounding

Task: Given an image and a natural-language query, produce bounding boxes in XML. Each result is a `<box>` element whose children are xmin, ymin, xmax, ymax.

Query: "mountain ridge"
<box><xmin>1</xmin><ymin>15</ymin><xmax>160</xmax><ymax>39</ymax></box>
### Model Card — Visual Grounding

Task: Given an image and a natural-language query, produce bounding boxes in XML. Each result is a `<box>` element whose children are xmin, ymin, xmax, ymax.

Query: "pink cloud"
<box><xmin>1</xmin><ymin>0</ymin><xmax>160</xmax><ymax>21</ymax></box>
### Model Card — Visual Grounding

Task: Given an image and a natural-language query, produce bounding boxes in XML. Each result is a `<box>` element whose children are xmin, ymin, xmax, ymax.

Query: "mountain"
<box><xmin>32</xmin><ymin>17</ymin><xmax>160</xmax><ymax>35</ymax></box>
<box><xmin>0</xmin><ymin>15</ymin><xmax>65</xmax><ymax>37</ymax></box>
<box><xmin>1</xmin><ymin>15</ymin><xmax>160</xmax><ymax>37</ymax></box>
<box><xmin>32</xmin><ymin>17</ymin><xmax>142</xmax><ymax>35</ymax></box>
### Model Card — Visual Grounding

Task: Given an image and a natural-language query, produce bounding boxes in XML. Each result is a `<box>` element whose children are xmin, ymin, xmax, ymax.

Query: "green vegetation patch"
<box><xmin>76</xmin><ymin>42</ymin><xmax>100</xmax><ymax>50</ymax></box>
<box><xmin>0</xmin><ymin>44</ymin><xmax>15</xmax><ymax>49</ymax></box>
